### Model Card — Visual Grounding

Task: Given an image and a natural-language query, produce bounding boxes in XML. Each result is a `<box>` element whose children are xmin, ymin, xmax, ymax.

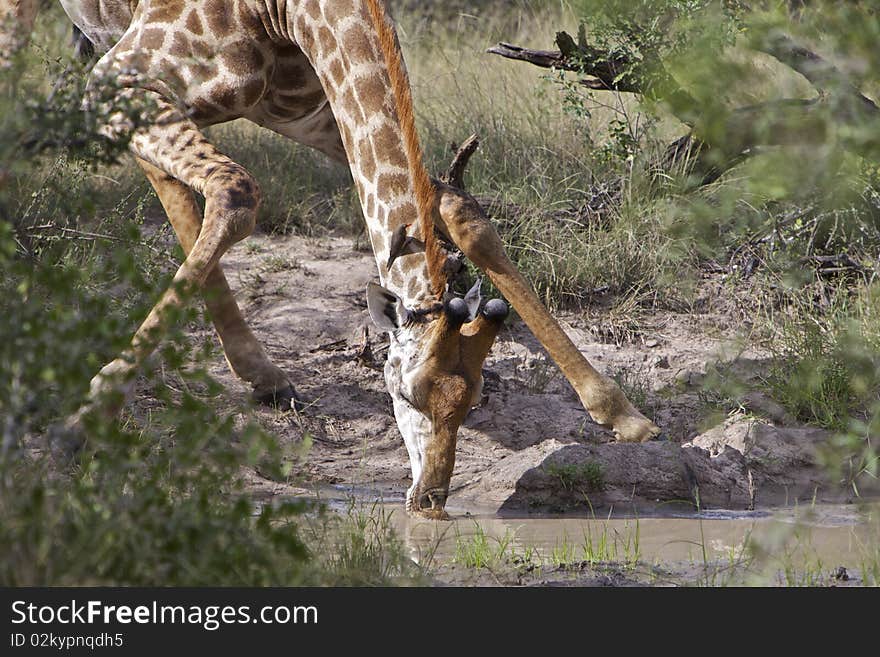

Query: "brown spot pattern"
<box><xmin>358</xmin><ymin>139</ymin><xmax>376</xmax><ymax>179</ymax></box>
<box><xmin>147</xmin><ymin>0</ymin><xmax>184</xmax><ymax>24</ymax></box>
<box><xmin>185</xmin><ymin>10</ymin><xmax>204</xmax><ymax>35</ymax></box>
<box><xmin>139</xmin><ymin>28</ymin><xmax>166</xmax><ymax>51</ymax></box>
<box><xmin>212</xmin><ymin>84</ymin><xmax>237</xmax><ymax>109</ymax></box>
<box><xmin>388</xmin><ymin>267</ymin><xmax>404</xmax><ymax>287</ymax></box>
<box><xmin>376</xmin><ymin>173</ymin><xmax>410</xmax><ymax>199</ymax></box>
<box><xmin>304</xmin><ymin>0</ymin><xmax>322</xmax><ymax>20</ymax></box>
<box><xmin>190</xmin><ymin>38</ymin><xmax>213</xmax><ymax>60</ymax></box>
<box><xmin>221</xmin><ymin>41</ymin><xmax>265</xmax><ymax>76</ymax></box>
<box><xmin>317</xmin><ymin>27</ymin><xmax>336</xmax><ymax>53</ymax></box>
<box><xmin>340</xmin><ymin>86</ymin><xmax>365</xmax><ymax>123</ymax></box>
<box><xmin>341</xmin><ymin>25</ymin><xmax>375</xmax><ymax>65</ymax></box>
<box><xmin>170</xmin><ymin>32</ymin><xmax>191</xmax><ymax>57</ymax></box>
<box><xmin>324</xmin><ymin>0</ymin><xmax>356</xmax><ymax>24</ymax></box>
<box><xmin>355</xmin><ymin>74</ymin><xmax>388</xmax><ymax>115</ymax></box>
<box><xmin>387</xmin><ymin>203</ymin><xmax>418</xmax><ymax>228</ymax></box>
<box><xmin>373</xmin><ymin>124</ymin><xmax>408</xmax><ymax>168</ymax></box>
<box><xmin>204</xmin><ymin>0</ymin><xmax>232</xmax><ymax>37</ymax></box>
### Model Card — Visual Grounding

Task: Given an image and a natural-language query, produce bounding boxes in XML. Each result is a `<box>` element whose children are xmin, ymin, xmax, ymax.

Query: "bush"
<box><xmin>540</xmin><ymin>0</ymin><xmax>880</xmax><ymax>476</ymax></box>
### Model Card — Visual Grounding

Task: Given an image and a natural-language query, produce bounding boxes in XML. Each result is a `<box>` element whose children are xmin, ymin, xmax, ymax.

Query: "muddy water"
<box><xmin>397</xmin><ymin>507</ymin><xmax>878</xmax><ymax>568</ymax></box>
<box><xmin>322</xmin><ymin>486</ymin><xmax>879</xmax><ymax>572</ymax></box>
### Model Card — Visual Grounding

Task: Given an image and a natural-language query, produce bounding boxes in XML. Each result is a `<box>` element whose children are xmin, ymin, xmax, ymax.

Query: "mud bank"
<box><xmin>188</xmin><ymin>233</ymin><xmax>877</xmax><ymax>513</ymax></box>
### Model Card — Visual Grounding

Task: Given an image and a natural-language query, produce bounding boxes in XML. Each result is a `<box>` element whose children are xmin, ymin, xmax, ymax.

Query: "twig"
<box><xmin>486</xmin><ymin>42</ymin><xmax>568</xmax><ymax>70</ymax></box>
<box><xmin>308</xmin><ymin>339</ymin><xmax>347</xmax><ymax>353</ymax></box>
<box><xmin>24</xmin><ymin>224</ymin><xmax>175</xmax><ymax>263</ymax></box>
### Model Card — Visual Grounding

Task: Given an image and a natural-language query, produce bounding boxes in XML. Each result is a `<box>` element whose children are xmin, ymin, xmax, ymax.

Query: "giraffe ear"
<box><xmin>366</xmin><ymin>282</ymin><xmax>411</xmax><ymax>332</ymax></box>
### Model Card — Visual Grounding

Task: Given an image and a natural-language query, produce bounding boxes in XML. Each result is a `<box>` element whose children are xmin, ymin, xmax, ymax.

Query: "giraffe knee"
<box><xmin>205</xmin><ymin>164</ymin><xmax>261</xmax><ymax>243</ymax></box>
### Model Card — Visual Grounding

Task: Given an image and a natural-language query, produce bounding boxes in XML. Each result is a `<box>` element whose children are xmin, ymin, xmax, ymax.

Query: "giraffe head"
<box><xmin>367</xmin><ymin>277</ymin><xmax>508</xmax><ymax>520</ymax></box>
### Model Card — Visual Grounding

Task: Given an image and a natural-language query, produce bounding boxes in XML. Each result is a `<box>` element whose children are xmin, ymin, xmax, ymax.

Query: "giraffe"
<box><xmin>1</xmin><ymin>0</ymin><xmax>660</xmax><ymax>518</ymax></box>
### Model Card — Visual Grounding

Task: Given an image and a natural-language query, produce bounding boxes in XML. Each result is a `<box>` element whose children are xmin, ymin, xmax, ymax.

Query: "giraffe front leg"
<box><xmin>434</xmin><ymin>182</ymin><xmax>661</xmax><ymax>443</ymax></box>
<box><xmin>64</xmin><ymin>97</ymin><xmax>267</xmax><ymax>448</ymax></box>
<box><xmin>135</xmin><ymin>158</ymin><xmax>301</xmax><ymax>411</ymax></box>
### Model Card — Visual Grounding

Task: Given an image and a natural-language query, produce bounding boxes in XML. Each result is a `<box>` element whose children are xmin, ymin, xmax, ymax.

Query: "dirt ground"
<box><xmin>153</xmin><ymin>230</ymin><xmax>875</xmax><ymax>515</ymax></box>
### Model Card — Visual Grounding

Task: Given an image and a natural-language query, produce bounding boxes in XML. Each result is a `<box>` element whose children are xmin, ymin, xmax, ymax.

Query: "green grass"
<box><xmin>452</xmin><ymin>517</ymin><xmax>642</xmax><ymax>572</ymax></box>
<box><xmin>452</xmin><ymin>522</ymin><xmax>518</xmax><ymax>569</ymax></box>
<box><xmin>612</xmin><ymin>364</ymin><xmax>655</xmax><ymax>416</ymax></box>
<box><xmin>543</xmin><ymin>461</ymin><xmax>605</xmax><ymax>494</ymax></box>
<box><xmin>305</xmin><ymin>501</ymin><xmax>425</xmax><ymax>585</ymax></box>
<box><xmin>757</xmin><ymin>283</ymin><xmax>880</xmax><ymax>431</ymax></box>
<box><xmin>579</xmin><ymin>518</ymin><xmax>642</xmax><ymax>568</ymax></box>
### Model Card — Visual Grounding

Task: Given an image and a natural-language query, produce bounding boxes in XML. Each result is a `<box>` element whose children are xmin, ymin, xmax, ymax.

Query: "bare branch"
<box><xmin>491</xmin><ymin>30</ymin><xmax>880</xmax><ymax>182</ymax></box>
<box><xmin>486</xmin><ymin>42</ymin><xmax>569</xmax><ymax>70</ymax></box>
<box><xmin>487</xmin><ymin>40</ymin><xmax>642</xmax><ymax>94</ymax></box>
<box><xmin>487</xmin><ymin>37</ymin><xmax>698</xmax><ymax>124</ymax></box>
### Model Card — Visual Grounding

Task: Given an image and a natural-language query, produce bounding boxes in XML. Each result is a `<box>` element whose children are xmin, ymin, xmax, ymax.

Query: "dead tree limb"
<box><xmin>489</xmin><ymin>32</ymin><xmax>880</xmax><ymax>181</ymax></box>
<box><xmin>486</xmin><ymin>42</ymin><xmax>570</xmax><ymax>72</ymax></box>
<box><xmin>488</xmin><ymin>35</ymin><xmax>699</xmax><ymax>124</ymax></box>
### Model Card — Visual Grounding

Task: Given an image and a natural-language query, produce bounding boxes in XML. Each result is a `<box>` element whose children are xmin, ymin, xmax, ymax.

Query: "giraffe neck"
<box><xmin>281</xmin><ymin>0</ymin><xmax>442</xmax><ymax>309</ymax></box>
<box><xmin>54</xmin><ymin>1</ymin><xmax>442</xmax><ymax>307</ymax></box>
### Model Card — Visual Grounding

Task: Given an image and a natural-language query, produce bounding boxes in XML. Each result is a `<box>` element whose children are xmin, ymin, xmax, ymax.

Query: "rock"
<box><xmin>650</xmin><ymin>355</ymin><xmax>670</xmax><ymax>369</ymax></box>
<box><xmin>674</xmin><ymin>368</ymin><xmax>705</xmax><ymax>387</ymax></box>
<box><xmin>681</xmin><ymin>443</ymin><xmax>753</xmax><ymax>508</ymax></box>
<box><xmin>687</xmin><ymin>418</ymin><xmax>754</xmax><ymax>455</ymax></box>
<box><xmin>684</xmin><ymin>418</ymin><xmax>869</xmax><ymax>507</ymax></box>
<box><xmin>453</xmin><ymin>416</ymin><xmax>878</xmax><ymax>513</ymax></box>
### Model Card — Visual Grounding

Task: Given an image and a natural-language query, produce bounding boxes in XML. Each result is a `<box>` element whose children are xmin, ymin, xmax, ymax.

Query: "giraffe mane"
<box><xmin>365</xmin><ymin>0</ymin><xmax>444</xmax><ymax>299</ymax></box>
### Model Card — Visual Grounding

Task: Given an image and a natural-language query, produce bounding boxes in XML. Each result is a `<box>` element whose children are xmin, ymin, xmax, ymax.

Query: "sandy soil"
<box><xmin>145</xmin><ymin>230</ymin><xmax>874</xmax><ymax>514</ymax></box>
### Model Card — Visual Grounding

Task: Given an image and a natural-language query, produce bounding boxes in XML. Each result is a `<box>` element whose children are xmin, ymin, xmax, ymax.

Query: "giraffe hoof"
<box><xmin>253</xmin><ymin>385</ymin><xmax>305</xmax><ymax>413</ymax></box>
<box><xmin>611</xmin><ymin>413</ymin><xmax>662</xmax><ymax>443</ymax></box>
<box><xmin>614</xmin><ymin>419</ymin><xmax>663</xmax><ymax>443</ymax></box>
<box><xmin>409</xmin><ymin>507</ymin><xmax>451</xmax><ymax>521</ymax></box>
